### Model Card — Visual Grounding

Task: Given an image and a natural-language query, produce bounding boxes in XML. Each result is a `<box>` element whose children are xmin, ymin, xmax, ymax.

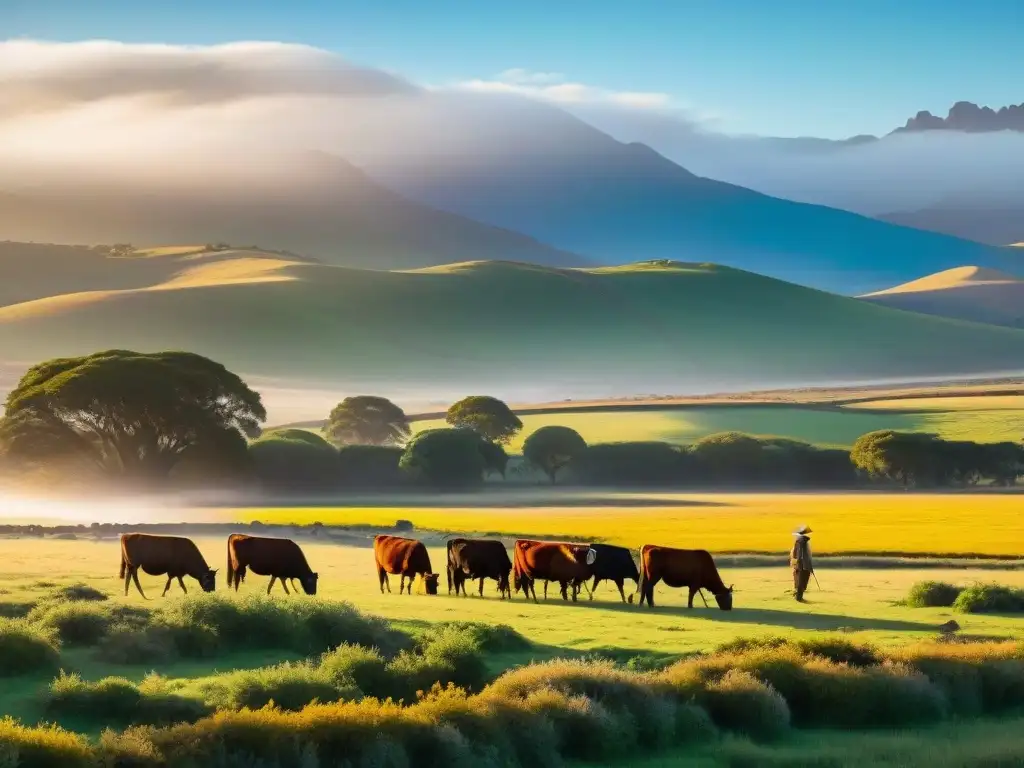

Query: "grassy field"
<box><xmin>232</xmin><ymin>492</ymin><xmax>1024</xmax><ymax>556</ymax></box>
<box><xmin>414</xmin><ymin>397</ymin><xmax>1024</xmax><ymax>448</ymax></box>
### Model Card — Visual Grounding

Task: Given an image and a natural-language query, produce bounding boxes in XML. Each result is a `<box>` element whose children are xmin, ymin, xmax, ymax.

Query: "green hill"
<box><xmin>3</xmin><ymin>255</ymin><xmax>1024</xmax><ymax>405</ymax></box>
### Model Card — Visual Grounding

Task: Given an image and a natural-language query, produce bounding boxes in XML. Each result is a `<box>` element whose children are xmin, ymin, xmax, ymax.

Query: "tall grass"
<box><xmin>0</xmin><ymin>618</ymin><xmax>60</xmax><ymax>677</ymax></box>
<box><xmin>44</xmin><ymin>672</ymin><xmax>211</xmax><ymax>727</ymax></box>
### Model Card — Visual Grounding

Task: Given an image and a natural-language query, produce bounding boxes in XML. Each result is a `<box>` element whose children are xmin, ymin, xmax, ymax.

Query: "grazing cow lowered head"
<box><xmin>423</xmin><ymin>573</ymin><xmax>440</xmax><ymax>595</ymax></box>
<box><xmin>198</xmin><ymin>569</ymin><xmax>218</xmax><ymax>593</ymax></box>
<box><xmin>714</xmin><ymin>584</ymin><xmax>734</xmax><ymax>611</ymax></box>
<box><xmin>300</xmin><ymin>572</ymin><xmax>319</xmax><ymax>596</ymax></box>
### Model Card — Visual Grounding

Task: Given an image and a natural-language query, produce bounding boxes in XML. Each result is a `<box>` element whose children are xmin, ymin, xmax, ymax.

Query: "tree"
<box><xmin>0</xmin><ymin>350</ymin><xmax>264</xmax><ymax>484</ymax></box>
<box><xmin>690</xmin><ymin>432</ymin><xmax>766</xmax><ymax>483</ymax></box>
<box><xmin>850</xmin><ymin>430</ymin><xmax>941</xmax><ymax>487</ymax></box>
<box><xmin>478</xmin><ymin>439</ymin><xmax>509</xmax><ymax>479</ymax></box>
<box><xmin>523</xmin><ymin>426</ymin><xmax>587</xmax><ymax>484</ymax></box>
<box><xmin>399</xmin><ymin>428</ymin><xmax>487</xmax><ymax>487</ymax></box>
<box><xmin>570</xmin><ymin>442</ymin><xmax>690</xmax><ymax>486</ymax></box>
<box><xmin>445</xmin><ymin>396</ymin><xmax>522</xmax><ymax>445</ymax></box>
<box><xmin>336</xmin><ymin>445</ymin><xmax>405</xmax><ymax>487</ymax></box>
<box><xmin>326</xmin><ymin>396</ymin><xmax>410</xmax><ymax>447</ymax></box>
<box><xmin>249</xmin><ymin>429</ymin><xmax>338</xmax><ymax>491</ymax></box>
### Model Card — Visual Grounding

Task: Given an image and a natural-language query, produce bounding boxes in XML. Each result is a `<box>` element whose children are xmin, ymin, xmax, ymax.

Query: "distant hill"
<box><xmin>360</xmin><ymin>101</ymin><xmax>1012</xmax><ymax>295</ymax></box>
<box><xmin>878</xmin><ymin>205</ymin><xmax>1024</xmax><ymax>246</ymax></box>
<box><xmin>4</xmin><ymin>253</ymin><xmax>1024</xmax><ymax>413</ymax></box>
<box><xmin>0</xmin><ymin>154</ymin><xmax>586</xmax><ymax>271</ymax></box>
<box><xmin>860</xmin><ymin>266</ymin><xmax>1024</xmax><ymax>328</ymax></box>
<box><xmin>893</xmin><ymin>101</ymin><xmax>1024</xmax><ymax>134</ymax></box>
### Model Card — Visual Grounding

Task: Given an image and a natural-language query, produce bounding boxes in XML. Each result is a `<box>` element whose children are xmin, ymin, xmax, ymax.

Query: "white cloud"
<box><xmin>456</xmin><ymin>68</ymin><xmax>675</xmax><ymax>112</ymax></box>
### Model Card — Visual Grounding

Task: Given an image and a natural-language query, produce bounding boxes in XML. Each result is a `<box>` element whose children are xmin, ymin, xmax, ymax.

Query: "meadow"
<box><xmin>231</xmin><ymin>491</ymin><xmax>1024</xmax><ymax>556</ymax></box>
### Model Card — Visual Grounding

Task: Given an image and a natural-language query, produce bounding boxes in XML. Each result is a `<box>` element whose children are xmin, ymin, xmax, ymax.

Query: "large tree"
<box><xmin>326</xmin><ymin>396</ymin><xmax>410</xmax><ymax>446</ymax></box>
<box><xmin>523</xmin><ymin>426</ymin><xmax>587</xmax><ymax>484</ymax></box>
<box><xmin>850</xmin><ymin>430</ymin><xmax>941</xmax><ymax>487</ymax></box>
<box><xmin>399</xmin><ymin>428</ymin><xmax>487</xmax><ymax>487</ymax></box>
<box><xmin>0</xmin><ymin>350</ymin><xmax>265</xmax><ymax>483</ymax></box>
<box><xmin>445</xmin><ymin>396</ymin><xmax>522</xmax><ymax>445</ymax></box>
<box><xmin>249</xmin><ymin>429</ymin><xmax>338</xmax><ymax>491</ymax></box>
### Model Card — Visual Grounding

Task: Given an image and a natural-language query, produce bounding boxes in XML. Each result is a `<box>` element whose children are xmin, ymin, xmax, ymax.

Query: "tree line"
<box><xmin>0</xmin><ymin>350</ymin><xmax>1020</xmax><ymax>491</ymax></box>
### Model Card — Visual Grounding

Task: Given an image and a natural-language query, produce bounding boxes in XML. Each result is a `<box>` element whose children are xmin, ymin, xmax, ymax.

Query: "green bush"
<box><xmin>319</xmin><ymin>644</ymin><xmax>393</xmax><ymax>697</ymax></box>
<box><xmin>521</xmin><ymin>686</ymin><xmax>623</xmax><ymax>760</ymax></box>
<box><xmin>418</xmin><ymin>625</ymin><xmax>490</xmax><ymax>692</ymax></box>
<box><xmin>180</xmin><ymin>662</ymin><xmax>356</xmax><ymax>712</ymax></box>
<box><xmin>697</xmin><ymin>669</ymin><xmax>791</xmax><ymax>741</ymax></box>
<box><xmin>95</xmin><ymin>623</ymin><xmax>178</xmax><ymax>665</ymax></box>
<box><xmin>0</xmin><ymin>618</ymin><xmax>60</xmax><ymax>677</ymax></box>
<box><xmin>906</xmin><ymin>580</ymin><xmax>964</xmax><ymax>608</ymax></box>
<box><xmin>45</xmin><ymin>672</ymin><xmax>211</xmax><ymax>727</ymax></box>
<box><xmin>47</xmin><ymin>583</ymin><xmax>108</xmax><ymax>602</ymax></box>
<box><xmin>953</xmin><ymin>584</ymin><xmax>1024</xmax><ymax>614</ymax></box>
<box><xmin>419</xmin><ymin>621</ymin><xmax>530</xmax><ymax>654</ymax></box>
<box><xmin>28</xmin><ymin>601</ymin><xmax>112</xmax><ymax>646</ymax></box>
<box><xmin>0</xmin><ymin>716</ymin><xmax>93</xmax><ymax>768</ymax></box>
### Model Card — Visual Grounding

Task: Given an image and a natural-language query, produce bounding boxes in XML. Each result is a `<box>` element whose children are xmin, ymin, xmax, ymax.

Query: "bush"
<box><xmin>697</xmin><ymin>669</ymin><xmax>790</xmax><ymax>741</ymax></box>
<box><xmin>400</xmin><ymin>428</ymin><xmax>488</xmax><ymax>487</ymax></box>
<box><xmin>418</xmin><ymin>625</ymin><xmax>489</xmax><ymax>692</ymax></box>
<box><xmin>48</xmin><ymin>583</ymin><xmax>108</xmax><ymax>602</ymax></box>
<box><xmin>181</xmin><ymin>662</ymin><xmax>356</xmax><ymax>712</ymax></box>
<box><xmin>0</xmin><ymin>618</ymin><xmax>60</xmax><ymax>677</ymax></box>
<box><xmin>953</xmin><ymin>584</ymin><xmax>1024</xmax><ymax>614</ymax></box>
<box><xmin>906</xmin><ymin>580</ymin><xmax>964</xmax><ymax>608</ymax></box>
<box><xmin>0</xmin><ymin>716</ymin><xmax>93</xmax><ymax>768</ymax></box>
<box><xmin>28</xmin><ymin>601</ymin><xmax>112</xmax><ymax>646</ymax></box>
<box><xmin>569</xmin><ymin>442</ymin><xmax>689</xmax><ymax>486</ymax></box>
<box><xmin>319</xmin><ymin>644</ymin><xmax>393</xmax><ymax>698</ymax></box>
<box><xmin>45</xmin><ymin>672</ymin><xmax>211</xmax><ymax>727</ymax></box>
<box><xmin>521</xmin><ymin>687</ymin><xmax>622</xmax><ymax>760</ymax></box>
<box><xmin>336</xmin><ymin>444</ymin><xmax>405</xmax><ymax>487</ymax></box>
<box><xmin>420</xmin><ymin>621</ymin><xmax>530</xmax><ymax>654</ymax></box>
<box><xmin>249</xmin><ymin>430</ymin><xmax>339</xmax><ymax>491</ymax></box>
<box><xmin>95</xmin><ymin>623</ymin><xmax>178</xmax><ymax>665</ymax></box>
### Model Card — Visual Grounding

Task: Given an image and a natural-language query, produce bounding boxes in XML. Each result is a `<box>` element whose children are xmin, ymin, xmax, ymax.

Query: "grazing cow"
<box><xmin>637</xmin><ymin>545</ymin><xmax>733</xmax><ymax>610</ymax></box>
<box><xmin>374</xmin><ymin>535</ymin><xmax>440</xmax><ymax>595</ymax></box>
<box><xmin>512</xmin><ymin>539</ymin><xmax>592</xmax><ymax>602</ymax></box>
<box><xmin>446</xmin><ymin>537</ymin><xmax>512</xmax><ymax>599</ymax></box>
<box><xmin>587</xmin><ymin>544</ymin><xmax>640</xmax><ymax>603</ymax></box>
<box><xmin>119</xmin><ymin>533</ymin><xmax>216</xmax><ymax>599</ymax></box>
<box><xmin>226</xmin><ymin>534</ymin><xmax>318</xmax><ymax>595</ymax></box>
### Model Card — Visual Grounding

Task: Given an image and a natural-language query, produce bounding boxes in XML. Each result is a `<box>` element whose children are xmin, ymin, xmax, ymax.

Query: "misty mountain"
<box><xmin>0</xmin><ymin>153</ymin><xmax>587</xmax><ymax>270</ymax></box>
<box><xmin>879</xmin><ymin>204</ymin><xmax>1024</xmax><ymax>247</ymax></box>
<box><xmin>894</xmin><ymin>101</ymin><xmax>1024</xmax><ymax>134</ymax></box>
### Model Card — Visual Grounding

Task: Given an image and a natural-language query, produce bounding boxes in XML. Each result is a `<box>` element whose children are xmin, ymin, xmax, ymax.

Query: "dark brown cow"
<box><xmin>637</xmin><ymin>545</ymin><xmax>733</xmax><ymax>610</ymax></box>
<box><xmin>512</xmin><ymin>539</ymin><xmax>592</xmax><ymax>603</ymax></box>
<box><xmin>227</xmin><ymin>534</ymin><xmax>318</xmax><ymax>595</ymax></box>
<box><xmin>374</xmin><ymin>535</ymin><xmax>439</xmax><ymax>595</ymax></box>
<box><xmin>447</xmin><ymin>538</ymin><xmax>512</xmax><ymax>599</ymax></box>
<box><xmin>587</xmin><ymin>544</ymin><xmax>640</xmax><ymax>603</ymax></box>
<box><xmin>119</xmin><ymin>533</ymin><xmax>216</xmax><ymax>599</ymax></box>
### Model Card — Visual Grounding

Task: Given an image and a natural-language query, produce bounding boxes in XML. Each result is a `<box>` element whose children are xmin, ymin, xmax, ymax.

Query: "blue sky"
<box><xmin>6</xmin><ymin>0</ymin><xmax>1023</xmax><ymax>138</ymax></box>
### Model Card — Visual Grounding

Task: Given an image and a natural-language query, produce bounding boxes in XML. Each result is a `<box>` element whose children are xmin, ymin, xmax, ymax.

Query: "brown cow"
<box><xmin>374</xmin><ymin>535</ymin><xmax>439</xmax><ymax>595</ymax></box>
<box><xmin>227</xmin><ymin>534</ymin><xmax>318</xmax><ymax>595</ymax></box>
<box><xmin>637</xmin><ymin>545</ymin><xmax>733</xmax><ymax>610</ymax></box>
<box><xmin>512</xmin><ymin>539</ymin><xmax>592</xmax><ymax>603</ymax></box>
<box><xmin>447</xmin><ymin>537</ymin><xmax>512</xmax><ymax>598</ymax></box>
<box><xmin>119</xmin><ymin>533</ymin><xmax>216</xmax><ymax>599</ymax></box>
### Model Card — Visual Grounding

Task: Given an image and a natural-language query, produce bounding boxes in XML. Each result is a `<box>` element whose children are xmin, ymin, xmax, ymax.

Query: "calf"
<box><xmin>512</xmin><ymin>539</ymin><xmax>592</xmax><ymax>603</ymax></box>
<box><xmin>374</xmin><ymin>535</ymin><xmax>439</xmax><ymax>595</ymax></box>
<box><xmin>447</xmin><ymin>537</ymin><xmax>512</xmax><ymax>598</ymax></box>
<box><xmin>227</xmin><ymin>534</ymin><xmax>318</xmax><ymax>595</ymax></box>
<box><xmin>637</xmin><ymin>545</ymin><xmax>733</xmax><ymax>610</ymax></box>
<box><xmin>119</xmin><ymin>533</ymin><xmax>216</xmax><ymax>599</ymax></box>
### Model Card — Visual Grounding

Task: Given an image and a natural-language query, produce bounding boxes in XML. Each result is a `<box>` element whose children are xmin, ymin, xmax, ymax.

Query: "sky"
<box><xmin>5</xmin><ymin>0</ymin><xmax>1023</xmax><ymax>139</ymax></box>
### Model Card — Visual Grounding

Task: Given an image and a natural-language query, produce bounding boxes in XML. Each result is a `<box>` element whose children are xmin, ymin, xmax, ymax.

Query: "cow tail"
<box><xmin>635</xmin><ymin>548</ymin><xmax>646</xmax><ymax>605</ymax></box>
<box><xmin>118</xmin><ymin>552</ymin><xmax>126</xmax><ymax>580</ymax></box>
<box><xmin>226</xmin><ymin>539</ymin><xmax>236</xmax><ymax>589</ymax></box>
<box><xmin>446</xmin><ymin>539</ymin><xmax>454</xmax><ymax>594</ymax></box>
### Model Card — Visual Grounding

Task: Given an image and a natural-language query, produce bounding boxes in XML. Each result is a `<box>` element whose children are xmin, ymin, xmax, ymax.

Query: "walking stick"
<box><xmin>811</xmin><ymin>571</ymin><xmax>821</xmax><ymax>591</ymax></box>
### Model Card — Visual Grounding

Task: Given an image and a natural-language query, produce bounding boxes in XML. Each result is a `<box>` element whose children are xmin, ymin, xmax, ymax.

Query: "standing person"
<box><xmin>790</xmin><ymin>525</ymin><xmax>813</xmax><ymax>602</ymax></box>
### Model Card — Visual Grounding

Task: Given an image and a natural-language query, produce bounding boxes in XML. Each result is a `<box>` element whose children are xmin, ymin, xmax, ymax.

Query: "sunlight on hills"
<box><xmin>133</xmin><ymin>245</ymin><xmax>208</xmax><ymax>258</ymax></box>
<box><xmin>863</xmin><ymin>265</ymin><xmax>1022</xmax><ymax>296</ymax></box>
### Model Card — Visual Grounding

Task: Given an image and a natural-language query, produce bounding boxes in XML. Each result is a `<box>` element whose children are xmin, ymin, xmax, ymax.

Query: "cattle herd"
<box><xmin>118</xmin><ymin>532</ymin><xmax>734</xmax><ymax>610</ymax></box>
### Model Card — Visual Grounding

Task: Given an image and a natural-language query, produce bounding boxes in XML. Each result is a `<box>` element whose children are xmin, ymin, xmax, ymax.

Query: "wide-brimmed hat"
<box><xmin>793</xmin><ymin>525</ymin><xmax>812</xmax><ymax>536</ymax></box>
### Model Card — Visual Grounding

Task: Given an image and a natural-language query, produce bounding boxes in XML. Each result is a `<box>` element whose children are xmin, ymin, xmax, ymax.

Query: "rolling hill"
<box><xmin>4</xmin><ymin>250</ymin><xmax>1024</xmax><ymax>419</ymax></box>
<box><xmin>860</xmin><ymin>266</ymin><xmax>1024</xmax><ymax>328</ymax></box>
<box><xmin>0</xmin><ymin>153</ymin><xmax>586</xmax><ymax>270</ymax></box>
<box><xmin>879</xmin><ymin>205</ymin><xmax>1024</xmax><ymax>247</ymax></box>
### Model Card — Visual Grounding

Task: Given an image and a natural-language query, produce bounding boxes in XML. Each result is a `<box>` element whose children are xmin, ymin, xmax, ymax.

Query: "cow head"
<box><xmin>423</xmin><ymin>573</ymin><xmax>440</xmax><ymax>595</ymax></box>
<box><xmin>714</xmin><ymin>585</ymin><xmax>734</xmax><ymax>611</ymax></box>
<box><xmin>300</xmin><ymin>573</ymin><xmax>319</xmax><ymax>596</ymax></box>
<box><xmin>199</xmin><ymin>569</ymin><xmax>217</xmax><ymax>593</ymax></box>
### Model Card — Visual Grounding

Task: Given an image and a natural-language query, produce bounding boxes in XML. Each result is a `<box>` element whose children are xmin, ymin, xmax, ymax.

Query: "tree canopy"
<box><xmin>0</xmin><ymin>350</ymin><xmax>265</xmax><ymax>484</ymax></box>
<box><xmin>445</xmin><ymin>396</ymin><xmax>522</xmax><ymax>445</ymax></box>
<box><xmin>326</xmin><ymin>396</ymin><xmax>410</xmax><ymax>446</ymax></box>
<box><xmin>850</xmin><ymin>430</ymin><xmax>945</xmax><ymax>487</ymax></box>
<box><xmin>249</xmin><ymin>429</ymin><xmax>337</xmax><ymax>490</ymax></box>
<box><xmin>523</xmin><ymin>426</ymin><xmax>587</xmax><ymax>483</ymax></box>
<box><xmin>399</xmin><ymin>428</ymin><xmax>487</xmax><ymax>487</ymax></box>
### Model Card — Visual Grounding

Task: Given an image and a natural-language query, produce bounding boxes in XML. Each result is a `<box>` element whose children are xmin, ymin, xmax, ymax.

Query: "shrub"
<box><xmin>182</xmin><ymin>662</ymin><xmax>355</xmax><ymax>712</ymax></box>
<box><xmin>794</xmin><ymin>636</ymin><xmax>880</xmax><ymax>667</ymax></box>
<box><xmin>0</xmin><ymin>600</ymin><xmax>35</xmax><ymax>619</ymax></box>
<box><xmin>249</xmin><ymin>430</ymin><xmax>339</xmax><ymax>491</ymax></box>
<box><xmin>48</xmin><ymin>583</ymin><xmax>108</xmax><ymax>602</ymax></box>
<box><xmin>418</xmin><ymin>625</ymin><xmax>490</xmax><ymax>692</ymax></box>
<box><xmin>45</xmin><ymin>672</ymin><xmax>211</xmax><ymax>727</ymax></box>
<box><xmin>0</xmin><ymin>716</ymin><xmax>93</xmax><ymax>768</ymax></box>
<box><xmin>953</xmin><ymin>584</ymin><xmax>1024</xmax><ymax>614</ymax></box>
<box><xmin>400</xmin><ymin>428</ymin><xmax>488</xmax><ymax>487</ymax></box>
<box><xmin>336</xmin><ymin>444</ymin><xmax>406</xmax><ymax>487</ymax></box>
<box><xmin>906</xmin><ymin>580</ymin><xmax>964</xmax><ymax>608</ymax></box>
<box><xmin>0</xmin><ymin>618</ymin><xmax>60</xmax><ymax>677</ymax></box>
<box><xmin>521</xmin><ymin>687</ymin><xmax>622</xmax><ymax>760</ymax></box>
<box><xmin>420</xmin><ymin>622</ymin><xmax>530</xmax><ymax>654</ymax></box>
<box><xmin>28</xmin><ymin>601</ymin><xmax>112</xmax><ymax>646</ymax></box>
<box><xmin>319</xmin><ymin>644</ymin><xmax>393</xmax><ymax>698</ymax></box>
<box><xmin>569</xmin><ymin>442</ymin><xmax>690</xmax><ymax>486</ymax></box>
<box><xmin>95</xmin><ymin>623</ymin><xmax>178</xmax><ymax>665</ymax></box>
<box><xmin>697</xmin><ymin>669</ymin><xmax>790</xmax><ymax>741</ymax></box>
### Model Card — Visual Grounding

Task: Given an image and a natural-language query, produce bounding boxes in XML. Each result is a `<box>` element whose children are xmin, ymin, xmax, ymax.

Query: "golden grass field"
<box><xmin>233</xmin><ymin>492</ymin><xmax>1024</xmax><ymax>556</ymax></box>
<box><xmin>2</xmin><ymin>537</ymin><xmax>1023</xmax><ymax>658</ymax></box>
<box><xmin>411</xmin><ymin>396</ymin><xmax>1024</xmax><ymax>449</ymax></box>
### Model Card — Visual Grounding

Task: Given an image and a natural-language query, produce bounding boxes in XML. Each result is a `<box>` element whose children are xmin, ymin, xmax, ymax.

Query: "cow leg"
<box><xmin>234</xmin><ymin>565</ymin><xmax>245</xmax><ymax>592</ymax></box>
<box><xmin>590</xmin><ymin>576</ymin><xmax>599</xmax><ymax>601</ymax></box>
<box><xmin>577</xmin><ymin>579</ymin><xmax>592</xmax><ymax>600</ymax></box>
<box><xmin>687</xmin><ymin>586</ymin><xmax>698</xmax><ymax>608</ymax></box>
<box><xmin>543</xmin><ymin>581</ymin><xmax>549</xmax><ymax>600</ymax></box>
<box><xmin>399</xmin><ymin>574</ymin><xmax>406</xmax><ymax>595</ymax></box>
<box><xmin>478</xmin><ymin>577</ymin><xmax>485</xmax><ymax>598</ymax></box>
<box><xmin>281</xmin><ymin>579</ymin><xmax>291</xmax><ymax>595</ymax></box>
<box><xmin>178</xmin><ymin>576</ymin><xmax>188</xmax><ymax>594</ymax></box>
<box><xmin>644</xmin><ymin>576</ymin><xmax>660</xmax><ymax>608</ymax></box>
<box><xmin>378</xmin><ymin>566</ymin><xmax>390</xmax><ymax>594</ymax></box>
<box><xmin>130</xmin><ymin>568</ymin><xmax>149</xmax><ymax>600</ymax></box>
<box><xmin>268</xmin><ymin>575</ymin><xmax>277</xmax><ymax>595</ymax></box>
<box><xmin>162</xmin><ymin>576</ymin><xmax>173</xmax><ymax>597</ymax></box>
<box><xmin>698</xmin><ymin>590</ymin><xmax>709</xmax><ymax>608</ymax></box>
<box><xmin>123</xmin><ymin>568</ymin><xmax>132</xmax><ymax>597</ymax></box>
<box><xmin>616</xmin><ymin>579</ymin><xmax>627</xmax><ymax>603</ymax></box>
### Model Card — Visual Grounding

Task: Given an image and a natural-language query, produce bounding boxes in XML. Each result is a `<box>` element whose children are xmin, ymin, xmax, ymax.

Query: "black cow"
<box><xmin>447</xmin><ymin>538</ymin><xmax>512</xmax><ymax>598</ymax></box>
<box><xmin>586</xmin><ymin>544</ymin><xmax>640</xmax><ymax>603</ymax></box>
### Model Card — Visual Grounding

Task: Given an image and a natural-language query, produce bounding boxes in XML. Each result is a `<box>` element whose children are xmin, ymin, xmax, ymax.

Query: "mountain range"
<box><xmin>894</xmin><ymin>101</ymin><xmax>1024</xmax><ymax>134</ymax></box>
<box><xmin>3</xmin><ymin>245</ymin><xmax>1024</xmax><ymax>420</ymax></box>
